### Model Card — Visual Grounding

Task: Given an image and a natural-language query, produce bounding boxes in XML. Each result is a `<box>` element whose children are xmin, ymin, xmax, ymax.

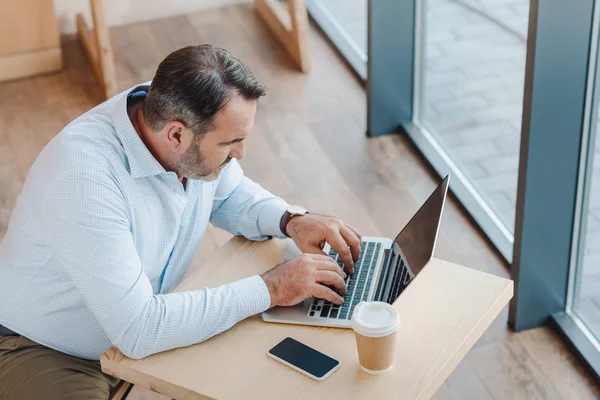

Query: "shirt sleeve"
<box><xmin>210</xmin><ymin>160</ymin><xmax>290</xmax><ymax>239</ymax></box>
<box><xmin>41</xmin><ymin>172</ymin><xmax>271</xmax><ymax>360</ymax></box>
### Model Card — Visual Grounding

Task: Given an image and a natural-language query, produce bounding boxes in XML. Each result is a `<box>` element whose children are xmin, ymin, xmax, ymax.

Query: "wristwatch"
<box><xmin>280</xmin><ymin>205</ymin><xmax>308</xmax><ymax>237</ymax></box>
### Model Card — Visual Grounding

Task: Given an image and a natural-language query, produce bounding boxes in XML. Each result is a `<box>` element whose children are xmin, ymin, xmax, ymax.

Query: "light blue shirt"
<box><xmin>0</xmin><ymin>84</ymin><xmax>289</xmax><ymax>360</ymax></box>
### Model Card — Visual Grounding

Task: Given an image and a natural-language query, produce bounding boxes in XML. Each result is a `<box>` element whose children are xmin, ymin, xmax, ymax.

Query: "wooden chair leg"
<box><xmin>76</xmin><ymin>0</ymin><xmax>118</xmax><ymax>99</ymax></box>
<box><xmin>255</xmin><ymin>0</ymin><xmax>311</xmax><ymax>72</ymax></box>
<box><xmin>109</xmin><ymin>381</ymin><xmax>134</xmax><ymax>400</ymax></box>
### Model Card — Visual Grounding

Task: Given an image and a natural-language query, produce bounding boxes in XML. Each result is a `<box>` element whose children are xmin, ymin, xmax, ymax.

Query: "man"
<box><xmin>0</xmin><ymin>45</ymin><xmax>362</xmax><ymax>399</ymax></box>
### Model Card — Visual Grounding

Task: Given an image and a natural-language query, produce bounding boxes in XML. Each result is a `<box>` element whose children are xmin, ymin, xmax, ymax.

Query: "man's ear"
<box><xmin>165</xmin><ymin>121</ymin><xmax>191</xmax><ymax>152</ymax></box>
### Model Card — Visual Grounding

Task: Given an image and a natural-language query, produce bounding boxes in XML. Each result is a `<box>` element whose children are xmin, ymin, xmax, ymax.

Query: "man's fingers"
<box><xmin>314</xmin><ymin>260</ymin><xmax>346</xmax><ymax>279</ymax></box>
<box><xmin>295</xmin><ymin>252</ymin><xmax>338</xmax><ymax>265</ymax></box>
<box><xmin>292</xmin><ymin>252</ymin><xmax>345</xmax><ymax>278</ymax></box>
<box><xmin>346</xmin><ymin>224</ymin><xmax>363</xmax><ymax>243</ymax></box>
<box><xmin>340</xmin><ymin>226</ymin><xmax>361</xmax><ymax>263</ymax></box>
<box><xmin>311</xmin><ymin>284</ymin><xmax>344</xmax><ymax>305</ymax></box>
<box><xmin>303</xmin><ymin>244</ymin><xmax>328</xmax><ymax>257</ymax></box>
<box><xmin>327</xmin><ymin>232</ymin><xmax>355</xmax><ymax>274</ymax></box>
<box><xmin>314</xmin><ymin>271</ymin><xmax>347</xmax><ymax>295</ymax></box>
<box><xmin>303</xmin><ymin>251</ymin><xmax>332</xmax><ymax>261</ymax></box>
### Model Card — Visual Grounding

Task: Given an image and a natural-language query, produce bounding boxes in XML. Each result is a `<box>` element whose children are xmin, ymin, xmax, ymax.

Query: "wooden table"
<box><xmin>101</xmin><ymin>237</ymin><xmax>513</xmax><ymax>400</ymax></box>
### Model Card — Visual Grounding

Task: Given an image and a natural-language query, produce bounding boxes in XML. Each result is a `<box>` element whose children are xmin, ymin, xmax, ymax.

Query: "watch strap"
<box><xmin>280</xmin><ymin>211</ymin><xmax>293</xmax><ymax>238</ymax></box>
<box><xmin>279</xmin><ymin>210</ymin><xmax>308</xmax><ymax>237</ymax></box>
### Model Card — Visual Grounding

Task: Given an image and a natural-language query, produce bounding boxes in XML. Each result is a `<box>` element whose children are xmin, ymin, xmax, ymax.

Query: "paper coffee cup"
<box><xmin>351</xmin><ymin>301</ymin><xmax>399</xmax><ymax>375</ymax></box>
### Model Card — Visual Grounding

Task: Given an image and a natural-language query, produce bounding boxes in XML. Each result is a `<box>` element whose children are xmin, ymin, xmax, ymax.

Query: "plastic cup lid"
<box><xmin>351</xmin><ymin>301</ymin><xmax>399</xmax><ymax>337</ymax></box>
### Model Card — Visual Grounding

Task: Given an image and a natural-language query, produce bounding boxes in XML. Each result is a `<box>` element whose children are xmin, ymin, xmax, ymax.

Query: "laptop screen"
<box><xmin>393</xmin><ymin>175</ymin><xmax>449</xmax><ymax>277</ymax></box>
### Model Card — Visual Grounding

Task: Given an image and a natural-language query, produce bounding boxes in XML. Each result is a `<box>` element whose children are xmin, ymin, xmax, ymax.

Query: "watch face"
<box><xmin>287</xmin><ymin>205</ymin><xmax>308</xmax><ymax>216</ymax></box>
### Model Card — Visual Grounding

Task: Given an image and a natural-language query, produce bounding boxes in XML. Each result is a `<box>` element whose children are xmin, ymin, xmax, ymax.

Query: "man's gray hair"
<box><xmin>142</xmin><ymin>44</ymin><xmax>267</xmax><ymax>136</ymax></box>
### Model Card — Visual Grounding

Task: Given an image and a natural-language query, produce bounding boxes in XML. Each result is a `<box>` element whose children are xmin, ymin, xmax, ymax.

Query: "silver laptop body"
<box><xmin>262</xmin><ymin>175</ymin><xmax>449</xmax><ymax>328</ymax></box>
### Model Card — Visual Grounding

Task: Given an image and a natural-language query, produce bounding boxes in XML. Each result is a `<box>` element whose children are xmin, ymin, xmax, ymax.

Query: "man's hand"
<box><xmin>285</xmin><ymin>214</ymin><xmax>362</xmax><ymax>274</ymax></box>
<box><xmin>261</xmin><ymin>253</ymin><xmax>348</xmax><ymax>307</ymax></box>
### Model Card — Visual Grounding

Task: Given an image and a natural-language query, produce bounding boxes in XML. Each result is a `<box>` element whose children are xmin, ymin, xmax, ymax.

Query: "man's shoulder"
<box><xmin>33</xmin><ymin>83</ymin><xmax>154</xmax><ymax>189</ymax></box>
<box><xmin>31</xmin><ymin>122</ymin><xmax>125</xmax><ymax>195</ymax></box>
<box><xmin>56</xmin><ymin>124</ymin><xmax>123</xmax><ymax>171</ymax></box>
<box><xmin>61</xmin><ymin>91</ymin><xmax>135</xmax><ymax>160</ymax></box>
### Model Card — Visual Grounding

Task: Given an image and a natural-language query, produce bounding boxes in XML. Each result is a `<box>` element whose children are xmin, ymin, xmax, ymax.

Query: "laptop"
<box><xmin>262</xmin><ymin>175</ymin><xmax>449</xmax><ymax>328</ymax></box>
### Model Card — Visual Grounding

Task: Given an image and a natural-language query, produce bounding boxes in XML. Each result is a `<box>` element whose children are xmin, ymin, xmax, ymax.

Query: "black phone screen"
<box><xmin>268</xmin><ymin>337</ymin><xmax>340</xmax><ymax>379</ymax></box>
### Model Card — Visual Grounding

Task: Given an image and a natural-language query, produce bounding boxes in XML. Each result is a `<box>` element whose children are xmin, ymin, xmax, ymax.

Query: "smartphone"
<box><xmin>267</xmin><ymin>337</ymin><xmax>340</xmax><ymax>381</ymax></box>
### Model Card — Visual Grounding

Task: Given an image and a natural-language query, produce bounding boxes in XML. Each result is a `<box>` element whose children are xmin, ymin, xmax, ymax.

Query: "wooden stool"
<box><xmin>76</xmin><ymin>0</ymin><xmax>117</xmax><ymax>99</ymax></box>
<box><xmin>109</xmin><ymin>380</ymin><xmax>134</xmax><ymax>400</ymax></box>
<box><xmin>255</xmin><ymin>0</ymin><xmax>311</xmax><ymax>72</ymax></box>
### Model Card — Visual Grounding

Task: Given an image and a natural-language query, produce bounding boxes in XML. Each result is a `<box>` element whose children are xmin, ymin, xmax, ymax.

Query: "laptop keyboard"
<box><xmin>307</xmin><ymin>241</ymin><xmax>381</xmax><ymax>320</ymax></box>
<box><xmin>385</xmin><ymin>256</ymin><xmax>411</xmax><ymax>304</ymax></box>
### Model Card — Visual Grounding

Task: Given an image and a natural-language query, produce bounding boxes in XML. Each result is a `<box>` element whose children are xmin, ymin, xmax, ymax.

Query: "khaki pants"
<box><xmin>0</xmin><ymin>335</ymin><xmax>121</xmax><ymax>400</ymax></box>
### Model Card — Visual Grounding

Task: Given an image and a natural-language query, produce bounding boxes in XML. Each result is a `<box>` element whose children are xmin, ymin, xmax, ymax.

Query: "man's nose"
<box><xmin>229</xmin><ymin>141</ymin><xmax>245</xmax><ymax>160</ymax></box>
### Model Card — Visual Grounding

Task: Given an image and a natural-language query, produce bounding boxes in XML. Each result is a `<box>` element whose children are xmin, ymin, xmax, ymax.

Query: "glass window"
<box><xmin>572</xmin><ymin>40</ymin><xmax>600</xmax><ymax>341</ymax></box>
<box><xmin>306</xmin><ymin>0</ymin><xmax>367</xmax><ymax>78</ymax></box>
<box><xmin>418</xmin><ymin>0</ymin><xmax>530</xmax><ymax>232</ymax></box>
<box><xmin>312</xmin><ymin>0</ymin><xmax>366</xmax><ymax>54</ymax></box>
<box><xmin>576</xmin><ymin>150</ymin><xmax>600</xmax><ymax>340</ymax></box>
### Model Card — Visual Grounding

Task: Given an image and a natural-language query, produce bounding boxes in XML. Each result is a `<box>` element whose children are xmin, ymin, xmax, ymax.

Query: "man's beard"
<box><xmin>173</xmin><ymin>140</ymin><xmax>228</xmax><ymax>182</ymax></box>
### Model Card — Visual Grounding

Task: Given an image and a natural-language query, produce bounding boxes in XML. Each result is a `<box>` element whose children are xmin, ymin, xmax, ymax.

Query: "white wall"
<box><xmin>54</xmin><ymin>0</ymin><xmax>252</xmax><ymax>34</ymax></box>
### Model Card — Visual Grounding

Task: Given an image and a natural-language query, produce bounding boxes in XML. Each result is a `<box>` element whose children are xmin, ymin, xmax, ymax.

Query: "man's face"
<box><xmin>173</xmin><ymin>95</ymin><xmax>256</xmax><ymax>181</ymax></box>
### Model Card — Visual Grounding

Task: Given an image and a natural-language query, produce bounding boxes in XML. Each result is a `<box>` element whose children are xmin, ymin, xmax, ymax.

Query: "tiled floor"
<box><xmin>315</xmin><ymin>0</ymin><xmax>600</xmax><ymax>336</ymax></box>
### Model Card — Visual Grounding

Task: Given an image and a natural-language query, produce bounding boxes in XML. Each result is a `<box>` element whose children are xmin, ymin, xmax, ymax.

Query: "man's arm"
<box><xmin>207</xmin><ymin>160</ymin><xmax>363</xmax><ymax>307</ymax></box>
<box><xmin>42</xmin><ymin>172</ymin><xmax>271</xmax><ymax>360</ymax></box>
<box><xmin>210</xmin><ymin>160</ymin><xmax>289</xmax><ymax>239</ymax></box>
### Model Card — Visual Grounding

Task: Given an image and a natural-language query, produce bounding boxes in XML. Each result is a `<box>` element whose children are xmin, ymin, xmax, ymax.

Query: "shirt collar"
<box><xmin>111</xmin><ymin>83</ymin><xmax>167</xmax><ymax>178</ymax></box>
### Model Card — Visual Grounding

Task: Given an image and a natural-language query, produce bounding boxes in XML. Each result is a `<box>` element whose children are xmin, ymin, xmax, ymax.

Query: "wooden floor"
<box><xmin>0</xmin><ymin>4</ymin><xmax>598</xmax><ymax>400</ymax></box>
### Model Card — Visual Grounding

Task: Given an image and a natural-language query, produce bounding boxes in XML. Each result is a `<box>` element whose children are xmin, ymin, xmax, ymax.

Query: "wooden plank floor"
<box><xmin>0</xmin><ymin>4</ymin><xmax>598</xmax><ymax>399</ymax></box>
